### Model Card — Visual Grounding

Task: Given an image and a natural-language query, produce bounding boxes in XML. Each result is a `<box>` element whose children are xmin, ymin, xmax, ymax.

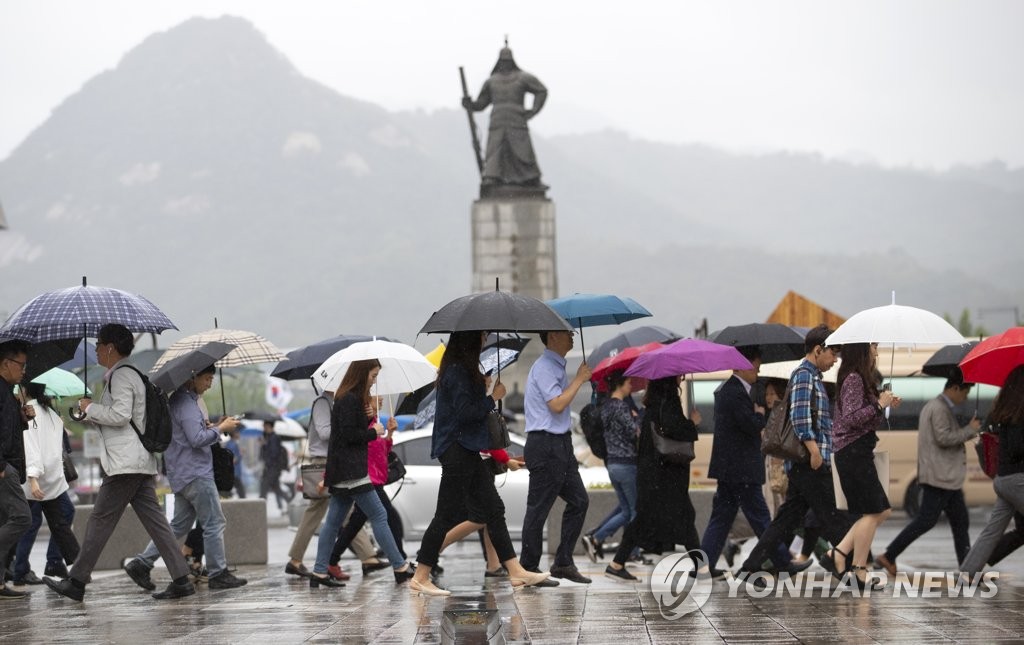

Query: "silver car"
<box><xmin>384</xmin><ymin>427</ymin><xmax>610</xmax><ymax>539</ymax></box>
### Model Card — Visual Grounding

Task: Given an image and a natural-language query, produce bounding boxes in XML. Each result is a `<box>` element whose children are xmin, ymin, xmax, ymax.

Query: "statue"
<box><xmin>461</xmin><ymin>44</ymin><xmax>548</xmax><ymax>197</ymax></box>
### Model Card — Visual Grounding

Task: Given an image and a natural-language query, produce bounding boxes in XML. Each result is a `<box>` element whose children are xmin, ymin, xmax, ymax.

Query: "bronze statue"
<box><xmin>461</xmin><ymin>45</ymin><xmax>548</xmax><ymax>197</ymax></box>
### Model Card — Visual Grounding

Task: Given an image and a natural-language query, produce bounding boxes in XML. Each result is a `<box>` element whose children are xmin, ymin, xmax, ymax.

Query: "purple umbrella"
<box><xmin>624</xmin><ymin>338</ymin><xmax>752</xmax><ymax>379</ymax></box>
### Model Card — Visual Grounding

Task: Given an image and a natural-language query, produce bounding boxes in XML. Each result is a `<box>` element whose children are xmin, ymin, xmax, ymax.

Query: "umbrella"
<box><xmin>545</xmin><ymin>293</ymin><xmax>652</xmax><ymax>362</ymax></box>
<box><xmin>921</xmin><ymin>341</ymin><xmax>980</xmax><ymax>379</ymax></box>
<box><xmin>152</xmin><ymin>326</ymin><xmax>285</xmax><ymax>415</ymax></box>
<box><xmin>239</xmin><ymin>416</ymin><xmax>306</xmax><ymax>438</ymax></box>
<box><xmin>709</xmin><ymin>323</ymin><xmax>806</xmax><ymax>364</ymax></box>
<box><xmin>759</xmin><ymin>358</ymin><xmax>840</xmax><ymax>383</ymax></box>
<box><xmin>55</xmin><ymin>340</ymin><xmax>97</xmax><ymax>373</ymax></box>
<box><xmin>959</xmin><ymin>327</ymin><xmax>1024</xmax><ymax>387</ymax></box>
<box><xmin>591</xmin><ymin>341</ymin><xmax>664</xmax><ymax>384</ymax></box>
<box><xmin>825</xmin><ymin>295</ymin><xmax>966</xmax><ymax>348</ymax></box>
<box><xmin>0</xmin><ymin>277</ymin><xmax>177</xmax><ymax>399</ymax></box>
<box><xmin>419</xmin><ymin>290</ymin><xmax>572</xmax><ymax>334</ymax></box>
<box><xmin>149</xmin><ymin>341</ymin><xmax>237</xmax><ymax>393</ymax></box>
<box><xmin>423</xmin><ymin>342</ymin><xmax>446</xmax><ymax>369</ymax></box>
<box><xmin>0</xmin><ymin>277</ymin><xmax>177</xmax><ymax>343</ymax></box>
<box><xmin>313</xmin><ymin>339</ymin><xmax>437</xmax><ymax>396</ymax></box>
<box><xmin>0</xmin><ymin>336</ymin><xmax>81</xmax><ymax>382</ymax></box>
<box><xmin>478</xmin><ymin>344</ymin><xmax>523</xmax><ymax>376</ymax></box>
<box><xmin>30</xmin><ymin>367</ymin><xmax>90</xmax><ymax>397</ymax></box>
<box><xmin>271</xmin><ymin>334</ymin><xmax>397</xmax><ymax>381</ymax></box>
<box><xmin>624</xmin><ymin>338</ymin><xmax>753</xmax><ymax>379</ymax></box>
<box><xmin>587</xmin><ymin>325</ymin><xmax>683</xmax><ymax>366</ymax></box>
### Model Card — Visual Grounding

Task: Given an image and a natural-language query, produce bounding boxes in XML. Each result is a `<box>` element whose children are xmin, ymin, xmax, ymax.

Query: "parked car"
<box><xmin>384</xmin><ymin>427</ymin><xmax>610</xmax><ymax>539</ymax></box>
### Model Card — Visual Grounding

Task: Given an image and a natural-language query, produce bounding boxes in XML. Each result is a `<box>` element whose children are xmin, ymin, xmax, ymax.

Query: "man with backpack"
<box><xmin>123</xmin><ymin>363</ymin><xmax>247</xmax><ymax>591</ymax></box>
<box><xmin>45</xmin><ymin>324</ymin><xmax>195</xmax><ymax>602</ymax></box>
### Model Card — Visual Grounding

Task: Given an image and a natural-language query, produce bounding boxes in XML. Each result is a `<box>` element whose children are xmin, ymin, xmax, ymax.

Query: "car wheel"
<box><xmin>904</xmin><ymin>479</ymin><xmax>923</xmax><ymax>518</ymax></box>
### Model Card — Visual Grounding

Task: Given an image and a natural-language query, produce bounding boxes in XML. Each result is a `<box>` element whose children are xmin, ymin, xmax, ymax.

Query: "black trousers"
<box><xmin>416</xmin><ymin>443</ymin><xmax>515</xmax><ymax>568</ymax></box>
<box><xmin>740</xmin><ymin>462</ymin><xmax>855</xmax><ymax>572</ymax></box>
<box><xmin>885</xmin><ymin>484</ymin><xmax>970</xmax><ymax>565</ymax></box>
<box><xmin>519</xmin><ymin>431</ymin><xmax>589</xmax><ymax>570</ymax></box>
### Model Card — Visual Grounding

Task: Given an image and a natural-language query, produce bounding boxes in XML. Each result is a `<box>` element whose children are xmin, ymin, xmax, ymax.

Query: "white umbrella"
<box><xmin>240</xmin><ymin>417</ymin><xmax>306</xmax><ymax>438</ymax></box>
<box><xmin>826</xmin><ymin>294</ymin><xmax>966</xmax><ymax>348</ymax></box>
<box><xmin>313</xmin><ymin>340</ymin><xmax>437</xmax><ymax>396</ymax></box>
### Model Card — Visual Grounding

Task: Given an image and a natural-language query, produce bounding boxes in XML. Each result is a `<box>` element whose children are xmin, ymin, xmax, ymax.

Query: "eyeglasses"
<box><xmin>4</xmin><ymin>357</ymin><xmax>27</xmax><ymax>371</ymax></box>
<box><xmin>823</xmin><ymin>346</ymin><xmax>841</xmax><ymax>356</ymax></box>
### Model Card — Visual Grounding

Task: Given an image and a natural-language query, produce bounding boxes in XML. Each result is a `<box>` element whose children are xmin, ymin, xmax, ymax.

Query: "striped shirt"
<box><xmin>789</xmin><ymin>359</ymin><xmax>833</xmax><ymax>468</ymax></box>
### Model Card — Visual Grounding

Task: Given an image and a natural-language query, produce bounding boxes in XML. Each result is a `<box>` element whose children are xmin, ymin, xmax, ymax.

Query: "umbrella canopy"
<box><xmin>591</xmin><ymin>342</ymin><xmax>664</xmax><ymax>383</ymax></box>
<box><xmin>313</xmin><ymin>339</ymin><xmax>437</xmax><ymax>395</ymax></box>
<box><xmin>152</xmin><ymin>329</ymin><xmax>286</xmax><ymax>371</ymax></box>
<box><xmin>710</xmin><ymin>323</ymin><xmax>806</xmax><ymax>364</ymax></box>
<box><xmin>825</xmin><ymin>300</ymin><xmax>966</xmax><ymax>348</ymax></box>
<box><xmin>759</xmin><ymin>358</ymin><xmax>840</xmax><ymax>383</ymax></box>
<box><xmin>239</xmin><ymin>417</ymin><xmax>306</xmax><ymax>438</ymax></box>
<box><xmin>419</xmin><ymin>290</ymin><xmax>572</xmax><ymax>334</ymax></box>
<box><xmin>56</xmin><ymin>340</ymin><xmax>97</xmax><ymax>373</ymax></box>
<box><xmin>271</xmin><ymin>334</ymin><xmax>396</xmax><ymax>381</ymax></box>
<box><xmin>423</xmin><ymin>342</ymin><xmax>446</xmax><ymax>369</ymax></box>
<box><xmin>30</xmin><ymin>367</ymin><xmax>90</xmax><ymax>397</ymax></box>
<box><xmin>959</xmin><ymin>327</ymin><xmax>1024</xmax><ymax>386</ymax></box>
<box><xmin>0</xmin><ymin>336</ymin><xmax>81</xmax><ymax>382</ymax></box>
<box><xmin>0</xmin><ymin>279</ymin><xmax>176</xmax><ymax>343</ymax></box>
<box><xmin>478</xmin><ymin>344</ymin><xmax>523</xmax><ymax>376</ymax></box>
<box><xmin>149</xmin><ymin>341</ymin><xmax>237</xmax><ymax>393</ymax></box>
<box><xmin>587</xmin><ymin>325</ymin><xmax>683</xmax><ymax>366</ymax></box>
<box><xmin>921</xmin><ymin>341</ymin><xmax>980</xmax><ymax>379</ymax></box>
<box><xmin>545</xmin><ymin>293</ymin><xmax>652</xmax><ymax>328</ymax></box>
<box><xmin>625</xmin><ymin>338</ymin><xmax>753</xmax><ymax>379</ymax></box>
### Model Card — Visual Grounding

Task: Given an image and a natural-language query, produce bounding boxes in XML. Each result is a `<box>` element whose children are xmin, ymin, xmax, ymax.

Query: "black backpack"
<box><xmin>114</xmin><ymin>365</ymin><xmax>173</xmax><ymax>453</ymax></box>
<box><xmin>211</xmin><ymin>442</ymin><xmax>235</xmax><ymax>492</ymax></box>
<box><xmin>580</xmin><ymin>402</ymin><xmax>608</xmax><ymax>460</ymax></box>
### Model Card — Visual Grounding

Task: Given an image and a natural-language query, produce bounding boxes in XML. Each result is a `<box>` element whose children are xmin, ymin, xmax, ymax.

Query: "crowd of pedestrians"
<box><xmin>1</xmin><ymin>318</ymin><xmax>1022</xmax><ymax>606</ymax></box>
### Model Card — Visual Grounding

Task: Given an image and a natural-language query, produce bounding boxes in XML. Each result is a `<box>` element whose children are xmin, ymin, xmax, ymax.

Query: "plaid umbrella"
<box><xmin>0</xmin><ymin>278</ymin><xmax>176</xmax><ymax>342</ymax></box>
<box><xmin>151</xmin><ymin>329</ymin><xmax>286</xmax><ymax>371</ymax></box>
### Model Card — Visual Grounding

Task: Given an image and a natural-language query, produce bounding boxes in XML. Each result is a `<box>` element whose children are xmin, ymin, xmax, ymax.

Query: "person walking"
<box><xmin>0</xmin><ymin>340</ymin><xmax>33</xmax><ymax>600</ymax></box>
<box><xmin>582</xmin><ymin>370</ymin><xmax>639</xmax><ymax>561</ymax></box>
<box><xmin>519</xmin><ymin>330</ymin><xmax>593</xmax><ymax>585</ymax></box>
<box><xmin>605</xmin><ymin>376</ymin><xmax>702</xmax><ymax>581</ymax></box>
<box><xmin>959</xmin><ymin>365</ymin><xmax>1024</xmax><ymax>576</ymax></box>
<box><xmin>11</xmin><ymin>383</ymin><xmax>79</xmax><ymax>587</ymax></box>
<box><xmin>122</xmin><ymin>363</ymin><xmax>247</xmax><ymax>592</ymax></box>
<box><xmin>735</xmin><ymin>325</ymin><xmax>855</xmax><ymax>586</ymax></box>
<box><xmin>410</xmin><ymin>331</ymin><xmax>549</xmax><ymax>595</ymax></box>
<box><xmin>259</xmin><ymin>420</ymin><xmax>292</xmax><ymax>514</ymax></box>
<box><xmin>874</xmin><ymin>372</ymin><xmax>979</xmax><ymax>575</ymax></box>
<box><xmin>309</xmin><ymin>359</ymin><xmax>413</xmax><ymax>589</ymax></box>
<box><xmin>828</xmin><ymin>342</ymin><xmax>901</xmax><ymax>589</ymax></box>
<box><xmin>44</xmin><ymin>324</ymin><xmax>194</xmax><ymax>602</ymax></box>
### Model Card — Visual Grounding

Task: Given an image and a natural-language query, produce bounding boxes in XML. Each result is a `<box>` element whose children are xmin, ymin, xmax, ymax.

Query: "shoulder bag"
<box><xmin>649</xmin><ymin>402</ymin><xmax>695</xmax><ymax>465</ymax></box>
<box><xmin>761</xmin><ymin>369</ymin><xmax>813</xmax><ymax>463</ymax></box>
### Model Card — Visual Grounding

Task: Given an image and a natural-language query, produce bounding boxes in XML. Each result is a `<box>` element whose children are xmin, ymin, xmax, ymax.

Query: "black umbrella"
<box><xmin>149</xmin><ymin>341</ymin><xmax>237</xmax><ymax>393</ymax></box>
<box><xmin>271</xmin><ymin>334</ymin><xmax>396</xmax><ymax>381</ymax></box>
<box><xmin>419</xmin><ymin>290</ymin><xmax>572</xmax><ymax>334</ymax></box>
<box><xmin>921</xmin><ymin>341</ymin><xmax>980</xmax><ymax>379</ymax></box>
<box><xmin>0</xmin><ymin>337</ymin><xmax>81</xmax><ymax>382</ymax></box>
<box><xmin>709</xmin><ymin>323</ymin><xmax>806</xmax><ymax>363</ymax></box>
<box><xmin>587</xmin><ymin>325</ymin><xmax>682</xmax><ymax>366</ymax></box>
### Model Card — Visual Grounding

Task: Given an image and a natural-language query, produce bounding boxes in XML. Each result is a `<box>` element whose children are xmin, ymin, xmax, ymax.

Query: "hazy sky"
<box><xmin>2</xmin><ymin>0</ymin><xmax>1023</xmax><ymax>169</ymax></box>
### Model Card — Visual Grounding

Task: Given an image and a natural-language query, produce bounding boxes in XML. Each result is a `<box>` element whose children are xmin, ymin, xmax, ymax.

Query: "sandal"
<box><xmin>820</xmin><ymin>547</ymin><xmax>848</xmax><ymax>581</ymax></box>
<box><xmin>849</xmin><ymin>565</ymin><xmax>885</xmax><ymax>591</ymax></box>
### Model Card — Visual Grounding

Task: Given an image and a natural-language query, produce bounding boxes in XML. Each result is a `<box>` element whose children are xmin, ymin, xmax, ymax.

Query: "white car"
<box><xmin>384</xmin><ymin>427</ymin><xmax>610</xmax><ymax>540</ymax></box>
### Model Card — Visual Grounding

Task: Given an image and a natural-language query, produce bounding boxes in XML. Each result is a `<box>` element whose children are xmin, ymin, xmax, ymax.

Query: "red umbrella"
<box><xmin>590</xmin><ymin>342</ymin><xmax>662</xmax><ymax>392</ymax></box>
<box><xmin>959</xmin><ymin>327</ymin><xmax>1024</xmax><ymax>386</ymax></box>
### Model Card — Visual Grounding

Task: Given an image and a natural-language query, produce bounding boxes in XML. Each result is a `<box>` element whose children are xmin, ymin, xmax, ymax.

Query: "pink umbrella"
<box><xmin>624</xmin><ymin>338</ymin><xmax>752</xmax><ymax>379</ymax></box>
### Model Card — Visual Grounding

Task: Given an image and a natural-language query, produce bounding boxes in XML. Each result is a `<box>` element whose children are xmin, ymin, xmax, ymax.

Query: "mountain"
<box><xmin>0</xmin><ymin>16</ymin><xmax>1020</xmax><ymax>349</ymax></box>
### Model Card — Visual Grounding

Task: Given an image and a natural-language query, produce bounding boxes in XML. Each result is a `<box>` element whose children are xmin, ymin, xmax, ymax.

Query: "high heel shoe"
<box><xmin>820</xmin><ymin>547</ymin><xmax>849</xmax><ymax>581</ymax></box>
<box><xmin>309</xmin><ymin>574</ymin><xmax>345</xmax><ymax>589</ymax></box>
<box><xmin>849</xmin><ymin>565</ymin><xmax>885</xmax><ymax>591</ymax></box>
<box><xmin>409</xmin><ymin>578</ymin><xmax>451</xmax><ymax>596</ymax></box>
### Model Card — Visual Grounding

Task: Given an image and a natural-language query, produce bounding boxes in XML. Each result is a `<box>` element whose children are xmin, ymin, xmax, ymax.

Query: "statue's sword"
<box><xmin>459</xmin><ymin>66</ymin><xmax>484</xmax><ymax>176</ymax></box>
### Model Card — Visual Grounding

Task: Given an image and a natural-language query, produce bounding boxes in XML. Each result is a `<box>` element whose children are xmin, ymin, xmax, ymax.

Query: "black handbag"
<box><xmin>386</xmin><ymin>450</ymin><xmax>406</xmax><ymax>485</ymax></box>
<box><xmin>650</xmin><ymin>421</ymin><xmax>695</xmax><ymax>465</ymax></box>
<box><xmin>211</xmin><ymin>442</ymin><xmax>235</xmax><ymax>493</ymax></box>
<box><xmin>487</xmin><ymin>410</ymin><xmax>510</xmax><ymax>450</ymax></box>
<box><xmin>62</xmin><ymin>450</ymin><xmax>79</xmax><ymax>484</ymax></box>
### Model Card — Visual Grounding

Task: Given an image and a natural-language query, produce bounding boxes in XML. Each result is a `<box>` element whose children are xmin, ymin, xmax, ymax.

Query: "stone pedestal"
<box><xmin>471</xmin><ymin>197</ymin><xmax>557</xmax><ymax>396</ymax></box>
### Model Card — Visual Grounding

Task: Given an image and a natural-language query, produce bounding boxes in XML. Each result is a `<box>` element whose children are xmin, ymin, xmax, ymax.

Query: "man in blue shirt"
<box><xmin>736</xmin><ymin>324</ymin><xmax>855</xmax><ymax>583</ymax></box>
<box><xmin>123</xmin><ymin>364</ymin><xmax>247</xmax><ymax>591</ymax></box>
<box><xmin>519</xmin><ymin>330</ymin><xmax>593</xmax><ymax>584</ymax></box>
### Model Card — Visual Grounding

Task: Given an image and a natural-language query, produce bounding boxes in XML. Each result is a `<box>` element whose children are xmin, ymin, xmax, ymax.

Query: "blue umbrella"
<box><xmin>545</xmin><ymin>293</ymin><xmax>653</xmax><ymax>362</ymax></box>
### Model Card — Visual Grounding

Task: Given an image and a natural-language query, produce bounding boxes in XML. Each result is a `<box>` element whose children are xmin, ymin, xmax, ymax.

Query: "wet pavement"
<box><xmin>3</xmin><ymin>507</ymin><xmax>1024</xmax><ymax>643</ymax></box>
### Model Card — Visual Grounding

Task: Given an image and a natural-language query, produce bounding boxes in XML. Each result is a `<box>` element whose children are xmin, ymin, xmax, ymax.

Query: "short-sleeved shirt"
<box><xmin>524</xmin><ymin>349</ymin><xmax>570</xmax><ymax>434</ymax></box>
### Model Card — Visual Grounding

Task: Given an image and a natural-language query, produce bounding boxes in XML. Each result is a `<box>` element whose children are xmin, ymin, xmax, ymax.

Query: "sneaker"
<box><xmin>208</xmin><ymin>570</ymin><xmax>248</xmax><ymax>590</ymax></box>
<box><xmin>581</xmin><ymin>534</ymin><xmax>602</xmax><ymax>563</ymax></box>
<box><xmin>123</xmin><ymin>558</ymin><xmax>156</xmax><ymax>591</ymax></box>
<box><xmin>550</xmin><ymin>565</ymin><xmax>592</xmax><ymax>584</ymax></box>
<box><xmin>44</xmin><ymin>562</ymin><xmax>70</xmax><ymax>579</ymax></box>
<box><xmin>605</xmin><ymin>565</ymin><xmax>639</xmax><ymax>582</ymax></box>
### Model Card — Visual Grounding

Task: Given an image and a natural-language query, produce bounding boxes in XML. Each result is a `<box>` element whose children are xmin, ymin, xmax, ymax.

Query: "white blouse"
<box><xmin>22</xmin><ymin>400</ymin><xmax>70</xmax><ymax>501</ymax></box>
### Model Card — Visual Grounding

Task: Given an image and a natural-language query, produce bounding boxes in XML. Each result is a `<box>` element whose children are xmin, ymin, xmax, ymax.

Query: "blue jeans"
<box><xmin>14</xmin><ymin>492</ymin><xmax>76</xmax><ymax>578</ymax></box>
<box><xmin>314</xmin><ymin>488</ymin><xmax>404</xmax><ymax>575</ymax></box>
<box><xmin>703</xmin><ymin>480</ymin><xmax>789</xmax><ymax>570</ymax></box>
<box><xmin>136</xmin><ymin>477</ymin><xmax>228</xmax><ymax>576</ymax></box>
<box><xmin>595</xmin><ymin>462</ymin><xmax>638</xmax><ymax>542</ymax></box>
